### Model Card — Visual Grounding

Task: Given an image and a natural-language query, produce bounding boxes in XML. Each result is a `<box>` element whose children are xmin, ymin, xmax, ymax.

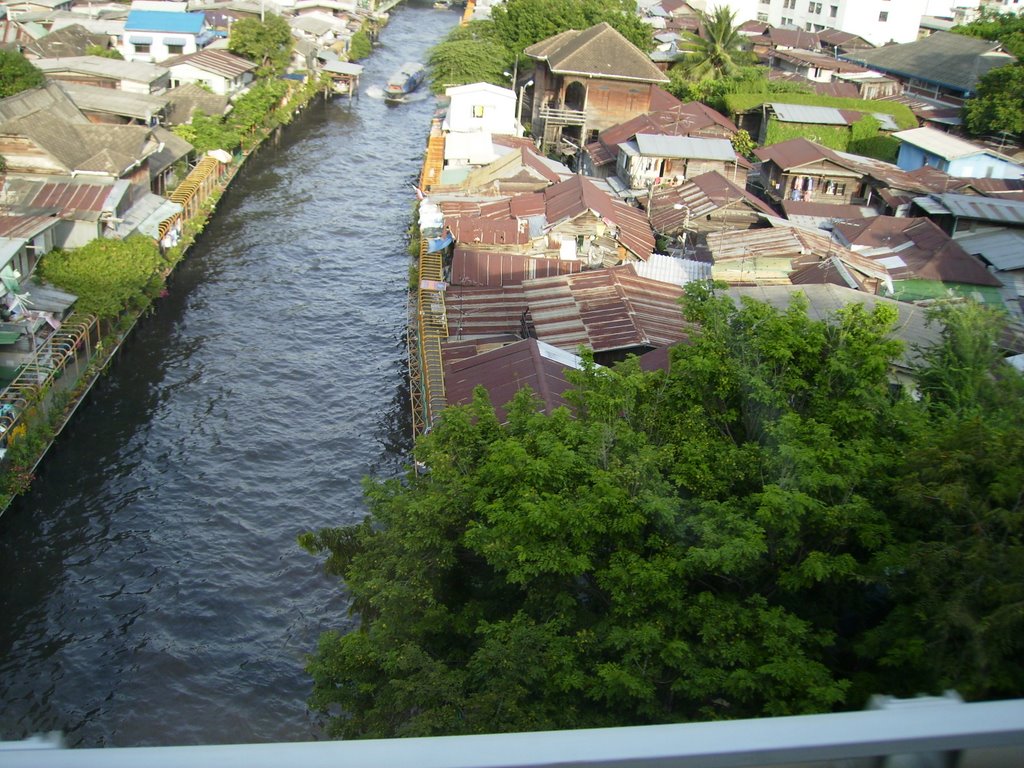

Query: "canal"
<box><xmin>0</xmin><ymin>1</ymin><xmax>460</xmax><ymax>747</ymax></box>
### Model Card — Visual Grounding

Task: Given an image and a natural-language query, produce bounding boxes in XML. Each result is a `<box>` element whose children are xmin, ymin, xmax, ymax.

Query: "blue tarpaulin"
<box><xmin>427</xmin><ymin>233</ymin><xmax>453</xmax><ymax>253</ymax></box>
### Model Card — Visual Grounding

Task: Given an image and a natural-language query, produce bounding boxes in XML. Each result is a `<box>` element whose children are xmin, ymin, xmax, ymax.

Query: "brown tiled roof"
<box><xmin>647</xmin><ymin>170</ymin><xmax>775</xmax><ymax>232</ymax></box>
<box><xmin>544</xmin><ymin>175</ymin><xmax>656</xmax><ymax>260</ymax></box>
<box><xmin>164</xmin><ymin>83</ymin><xmax>230</xmax><ymax>125</ymax></box>
<box><xmin>522</xmin><ymin>264</ymin><xmax>689</xmax><ymax>354</ymax></box>
<box><xmin>766</xmin><ymin>70</ymin><xmax>859</xmax><ymax>98</ymax></box>
<box><xmin>525</xmin><ymin>22</ymin><xmax>669</xmax><ymax>83</ymax></box>
<box><xmin>834</xmin><ymin>216</ymin><xmax>1003</xmax><ymax>287</ymax></box>
<box><xmin>24</xmin><ymin>24</ymin><xmax>109</xmax><ymax>58</ymax></box>
<box><xmin>841</xmin><ymin>32</ymin><xmax>1016</xmax><ymax>94</ymax></box>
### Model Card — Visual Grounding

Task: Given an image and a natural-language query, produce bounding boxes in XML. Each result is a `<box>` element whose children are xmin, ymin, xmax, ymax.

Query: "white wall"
<box><xmin>445</xmin><ymin>84</ymin><xmax>518</xmax><ymax>136</ymax></box>
<box><xmin>745</xmin><ymin>0</ymin><xmax>927</xmax><ymax>45</ymax></box>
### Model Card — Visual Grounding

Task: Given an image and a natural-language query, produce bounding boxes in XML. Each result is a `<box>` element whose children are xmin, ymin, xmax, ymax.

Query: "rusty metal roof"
<box><xmin>445</xmin><ymin>284</ymin><xmax>529</xmax><ymax>340</ymax></box>
<box><xmin>834</xmin><ymin>215</ymin><xmax>1003</xmax><ymax>286</ymax></box>
<box><xmin>585</xmin><ymin>102</ymin><xmax>736</xmax><ymax>168</ymax></box>
<box><xmin>544</xmin><ymin>175</ymin><xmax>655</xmax><ymax>260</ymax></box>
<box><xmin>0</xmin><ymin>214</ymin><xmax>60</xmax><ymax>239</ymax></box>
<box><xmin>27</xmin><ymin>181</ymin><xmax>114</xmax><ymax>217</ymax></box>
<box><xmin>918</xmin><ymin>193</ymin><xmax>1024</xmax><ymax>225</ymax></box>
<box><xmin>452</xmin><ymin>248</ymin><xmax>582</xmax><ymax>288</ymax></box>
<box><xmin>648</xmin><ymin>171</ymin><xmax>776</xmax><ymax>233</ymax></box>
<box><xmin>522</xmin><ymin>264</ymin><xmax>688</xmax><ymax>354</ymax></box>
<box><xmin>444</xmin><ymin>337</ymin><xmax>588</xmax><ymax>420</ymax></box>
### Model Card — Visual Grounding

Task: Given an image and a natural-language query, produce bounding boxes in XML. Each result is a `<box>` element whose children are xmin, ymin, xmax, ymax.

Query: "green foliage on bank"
<box><xmin>723</xmin><ymin>92</ymin><xmax>917</xmax><ymax>130</ymax></box>
<box><xmin>173</xmin><ymin>77</ymin><xmax>299</xmax><ymax>152</ymax></box>
<box><xmin>302</xmin><ymin>289</ymin><xmax>1024</xmax><ymax>738</ymax></box>
<box><xmin>348</xmin><ymin>27</ymin><xmax>373</xmax><ymax>62</ymax></box>
<box><xmin>38</xmin><ymin>236</ymin><xmax>169</xmax><ymax>320</ymax></box>
<box><xmin>953</xmin><ymin>8</ymin><xmax>1024</xmax><ymax>60</ymax></box>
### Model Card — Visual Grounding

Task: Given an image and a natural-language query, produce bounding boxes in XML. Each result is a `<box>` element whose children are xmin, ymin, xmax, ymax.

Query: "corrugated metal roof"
<box><xmin>544</xmin><ymin>175</ymin><xmax>655</xmax><ymax>260</ymax></box>
<box><xmin>633</xmin><ymin>252</ymin><xmax>710</xmax><ymax>286</ymax></box>
<box><xmin>522</xmin><ymin>265</ymin><xmax>689</xmax><ymax>354</ymax></box>
<box><xmin>125</xmin><ymin>10</ymin><xmax>205</xmax><ymax>33</ymax></box>
<box><xmin>451</xmin><ymin>248</ymin><xmax>582</xmax><ymax>288</ymax></box>
<box><xmin>955</xmin><ymin>229</ymin><xmax>1024</xmax><ymax>272</ymax></box>
<box><xmin>770</xmin><ymin>103</ymin><xmax>848</xmax><ymax>125</ymax></box>
<box><xmin>648</xmin><ymin>171</ymin><xmax>775</xmax><ymax>233</ymax></box>
<box><xmin>893</xmin><ymin>127</ymin><xmax>1000</xmax><ymax>161</ymax></box>
<box><xmin>926</xmin><ymin>193</ymin><xmax>1024</xmax><ymax>224</ymax></box>
<box><xmin>445</xmin><ymin>284</ymin><xmax>528</xmax><ymax>339</ymax></box>
<box><xmin>834</xmin><ymin>215</ymin><xmax>1003</xmax><ymax>286</ymax></box>
<box><xmin>444</xmin><ymin>337</ymin><xmax>587</xmax><ymax>420</ymax></box>
<box><xmin>634</xmin><ymin>134</ymin><xmax>736</xmax><ymax>160</ymax></box>
<box><xmin>0</xmin><ymin>214</ymin><xmax>60</xmax><ymax>240</ymax></box>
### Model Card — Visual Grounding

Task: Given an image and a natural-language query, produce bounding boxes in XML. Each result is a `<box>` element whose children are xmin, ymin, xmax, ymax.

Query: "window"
<box><xmin>808</xmin><ymin>1</ymin><xmax>821</xmax><ymax>12</ymax></box>
<box><xmin>782</xmin><ymin>16</ymin><xmax>792</xmax><ymax>25</ymax></box>
<box><xmin>757</xmin><ymin>12</ymin><xmax>769</xmax><ymax>20</ymax></box>
<box><xmin>879</xmin><ymin>11</ymin><xmax>888</xmax><ymax>21</ymax></box>
<box><xmin>760</xmin><ymin>0</ymin><xmax>769</xmax><ymax>4</ymax></box>
<box><xmin>472</xmin><ymin>105</ymin><xmax>485</xmax><ymax>118</ymax></box>
<box><xmin>167</xmin><ymin>43</ymin><xmax>184</xmax><ymax>55</ymax></box>
<box><xmin>134</xmin><ymin>43</ymin><xmax>150</xmax><ymax>54</ymax></box>
<box><xmin>830</xmin><ymin>4</ymin><xmax>837</xmax><ymax>16</ymax></box>
<box><xmin>805</xmin><ymin>22</ymin><xmax>812</xmax><ymax>31</ymax></box>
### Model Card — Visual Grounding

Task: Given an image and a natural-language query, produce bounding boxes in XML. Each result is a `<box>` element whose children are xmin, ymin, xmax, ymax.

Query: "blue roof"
<box><xmin>125</xmin><ymin>10</ymin><xmax>205</xmax><ymax>34</ymax></box>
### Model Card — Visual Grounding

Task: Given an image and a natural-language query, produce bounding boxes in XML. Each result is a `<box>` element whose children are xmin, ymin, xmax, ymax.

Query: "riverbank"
<box><xmin>0</xmin><ymin>74</ymin><xmax>337</xmax><ymax>516</ymax></box>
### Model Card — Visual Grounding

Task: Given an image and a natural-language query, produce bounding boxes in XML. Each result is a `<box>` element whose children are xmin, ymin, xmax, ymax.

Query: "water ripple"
<box><xmin>0</xmin><ymin>1</ymin><xmax>450</xmax><ymax>747</ymax></box>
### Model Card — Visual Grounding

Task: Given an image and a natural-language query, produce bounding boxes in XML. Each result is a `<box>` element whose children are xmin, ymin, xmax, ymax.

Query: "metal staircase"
<box><xmin>410</xmin><ymin>124</ymin><xmax>449</xmax><ymax>438</ymax></box>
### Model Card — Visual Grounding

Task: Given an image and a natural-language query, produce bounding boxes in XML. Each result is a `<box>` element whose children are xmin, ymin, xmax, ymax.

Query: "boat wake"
<box><xmin>365</xmin><ymin>86</ymin><xmax>431</xmax><ymax>103</ymax></box>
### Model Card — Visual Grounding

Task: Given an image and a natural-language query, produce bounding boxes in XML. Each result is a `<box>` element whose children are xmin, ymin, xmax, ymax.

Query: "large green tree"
<box><xmin>0</xmin><ymin>50</ymin><xmax>44</xmax><ymax>98</ymax></box>
<box><xmin>490</xmin><ymin>0</ymin><xmax>653</xmax><ymax>58</ymax></box>
<box><xmin>963</xmin><ymin>63</ymin><xmax>1024</xmax><ymax>138</ymax></box>
<box><xmin>428</xmin><ymin>23</ymin><xmax>513</xmax><ymax>94</ymax></box>
<box><xmin>953</xmin><ymin>8</ymin><xmax>1024</xmax><ymax>59</ymax></box>
<box><xmin>228</xmin><ymin>14</ymin><xmax>293</xmax><ymax>74</ymax></box>
<box><xmin>675</xmin><ymin>7</ymin><xmax>751</xmax><ymax>80</ymax></box>
<box><xmin>302</xmin><ymin>288</ymin><xmax>1024</xmax><ymax>739</ymax></box>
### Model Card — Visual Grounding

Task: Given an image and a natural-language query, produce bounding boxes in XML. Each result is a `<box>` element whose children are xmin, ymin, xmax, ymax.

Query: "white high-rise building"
<box><xmin>692</xmin><ymin>0</ymin><xmax>930</xmax><ymax>46</ymax></box>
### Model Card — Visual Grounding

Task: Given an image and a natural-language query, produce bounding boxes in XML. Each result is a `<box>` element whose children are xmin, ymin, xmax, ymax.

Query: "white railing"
<box><xmin>1</xmin><ymin>696</ymin><xmax>1022</xmax><ymax>768</ymax></box>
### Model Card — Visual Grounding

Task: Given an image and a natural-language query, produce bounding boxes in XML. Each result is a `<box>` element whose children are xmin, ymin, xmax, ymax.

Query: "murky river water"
<box><xmin>0</xmin><ymin>1</ymin><xmax>459</xmax><ymax>747</ymax></box>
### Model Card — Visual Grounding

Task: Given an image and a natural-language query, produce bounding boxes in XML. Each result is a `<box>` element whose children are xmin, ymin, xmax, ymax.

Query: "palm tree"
<box><xmin>677</xmin><ymin>7</ymin><xmax>748</xmax><ymax>80</ymax></box>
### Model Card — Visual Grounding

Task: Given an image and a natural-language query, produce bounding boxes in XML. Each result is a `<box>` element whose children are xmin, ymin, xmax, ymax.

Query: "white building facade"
<box><xmin>697</xmin><ymin>0</ymin><xmax>929</xmax><ymax>45</ymax></box>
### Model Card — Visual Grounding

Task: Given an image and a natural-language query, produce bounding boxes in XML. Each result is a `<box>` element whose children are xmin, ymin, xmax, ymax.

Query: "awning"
<box><xmin>163</xmin><ymin>37</ymin><xmax>186</xmax><ymax>46</ymax></box>
<box><xmin>129</xmin><ymin>36</ymin><xmax>153</xmax><ymax>44</ymax></box>
<box><xmin>136</xmin><ymin>198</ymin><xmax>184</xmax><ymax>240</ymax></box>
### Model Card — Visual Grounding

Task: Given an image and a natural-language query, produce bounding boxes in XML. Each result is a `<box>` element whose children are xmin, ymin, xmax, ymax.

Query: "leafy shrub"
<box><xmin>38</xmin><ymin>236</ymin><xmax>169</xmax><ymax>320</ymax></box>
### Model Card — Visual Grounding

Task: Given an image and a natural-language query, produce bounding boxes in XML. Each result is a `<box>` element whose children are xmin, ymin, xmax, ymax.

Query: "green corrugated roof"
<box><xmin>0</xmin><ymin>331</ymin><xmax>22</xmax><ymax>345</ymax></box>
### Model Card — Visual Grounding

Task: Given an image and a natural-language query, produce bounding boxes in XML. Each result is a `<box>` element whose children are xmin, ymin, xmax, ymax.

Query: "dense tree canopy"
<box><xmin>0</xmin><ymin>50</ymin><xmax>44</xmax><ymax>98</ymax></box>
<box><xmin>228</xmin><ymin>14</ymin><xmax>293</xmax><ymax>74</ymax></box>
<box><xmin>963</xmin><ymin>63</ymin><xmax>1024</xmax><ymax>138</ymax></box>
<box><xmin>428</xmin><ymin>23</ymin><xmax>514</xmax><ymax>94</ymax></box>
<box><xmin>491</xmin><ymin>0</ymin><xmax>653</xmax><ymax>56</ymax></box>
<box><xmin>302</xmin><ymin>289</ymin><xmax>1024</xmax><ymax>738</ymax></box>
<box><xmin>953</xmin><ymin>9</ymin><xmax>1024</xmax><ymax>60</ymax></box>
